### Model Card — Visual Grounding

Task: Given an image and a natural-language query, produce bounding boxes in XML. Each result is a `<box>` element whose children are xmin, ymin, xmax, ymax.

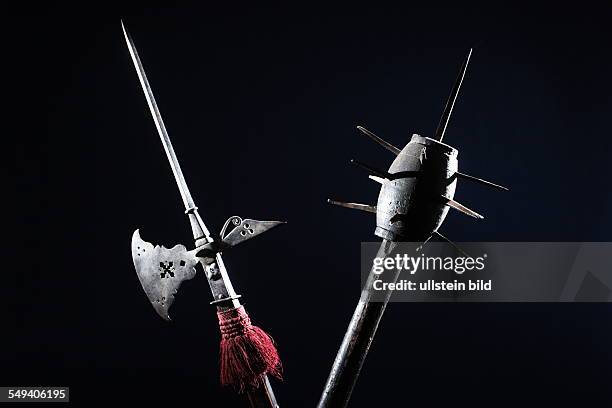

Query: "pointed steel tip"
<box><xmin>455</xmin><ymin>172</ymin><xmax>509</xmax><ymax>192</ymax></box>
<box><xmin>356</xmin><ymin>126</ymin><xmax>369</xmax><ymax>135</ymax></box>
<box><xmin>120</xmin><ymin>20</ymin><xmax>132</xmax><ymax>41</ymax></box>
<box><xmin>463</xmin><ymin>48</ymin><xmax>473</xmax><ymax>65</ymax></box>
<box><xmin>355</xmin><ymin>125</ymin><xmax>402</xmax><ymax>155</ymax></box>
<box><xmin>434</xmin><ymin>48</ymin><xmax>474</xmax><ymax>142</ymax></box>
<box><xmin>466</xmin><ymin>48</ymin><xmax>473</xmax><ymax>61</ymax></box>
<box><xmin>369</xmin><ymin>175</ymin><xmax>385</xmax><ymax>184</ymax></box>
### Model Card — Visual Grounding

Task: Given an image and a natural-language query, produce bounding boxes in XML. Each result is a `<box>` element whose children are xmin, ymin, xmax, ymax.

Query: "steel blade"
<box><xmin>131</xmin><ymin>229</ymin><xmax>199</xmax><ymax>320</ymax></box>
<box><xmin>121</xmin><ymin>21</ymin><xmax>198</xmax><ymax>213</ymax></box>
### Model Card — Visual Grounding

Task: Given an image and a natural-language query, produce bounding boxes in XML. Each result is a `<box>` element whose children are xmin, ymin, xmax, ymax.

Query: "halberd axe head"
<box><xmin>131</xmin><ymin>229</ymin><xmax>199</xmax><ymax>321</ymax></box>
<box><xmin>131</xmin><ymin>217</ymin><xmax>284</xmax><ymax>320</ymax></box>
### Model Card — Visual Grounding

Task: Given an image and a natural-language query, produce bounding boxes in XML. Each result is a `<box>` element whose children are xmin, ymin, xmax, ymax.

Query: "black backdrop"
<box><xmin>10</xmin><ymin>2</ymin><xmax>612</xmax><ymax>406</ymax></box>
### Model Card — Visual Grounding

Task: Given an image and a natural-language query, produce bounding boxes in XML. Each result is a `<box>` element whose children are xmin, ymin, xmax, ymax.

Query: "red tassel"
<box><xmin>217</xmin><ymin>306</ymin><xmax>282</xmax><ymax>392</ymax></box>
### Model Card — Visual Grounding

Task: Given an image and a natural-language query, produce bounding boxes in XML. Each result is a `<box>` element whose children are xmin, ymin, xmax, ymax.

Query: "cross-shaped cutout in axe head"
<box><xmin>131</xmin><ymin>216</ymin><xmax>285</xmax><ymax>320</ymax></box>
<box><xmin>131</xmin><ymin>229</ymin><xmax>199</xmax><ymax>321</ymax></box>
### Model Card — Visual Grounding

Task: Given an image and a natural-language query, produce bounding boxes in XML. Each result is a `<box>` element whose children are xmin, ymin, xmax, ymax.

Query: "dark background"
<box><xmin>9</xmin><ymin>2</ymin><xmax>612</xmax><ymax>406</ymax></box>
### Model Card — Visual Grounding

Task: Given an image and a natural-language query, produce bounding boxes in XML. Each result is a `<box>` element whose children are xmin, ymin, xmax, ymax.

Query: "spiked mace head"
<box><xmin>330</xmin><ymin>49</ymin><xmax>509</xmax><ymax>244</ymax></box>
<box><xmin>319</xmin><ymin>49</ymin><xmax>511</xmax><ymax>408</ymax></box>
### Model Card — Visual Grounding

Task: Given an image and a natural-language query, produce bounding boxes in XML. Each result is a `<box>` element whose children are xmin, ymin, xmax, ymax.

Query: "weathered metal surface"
<box><xmin>131</xmin><ymin>230</ymin><xmax>199</xmax><ymax>321</ymax></box>
<box><xmin>375</xmin><ymin>134</ymin><xmax>458</xmax><ymax>242</ymax></box>
<box><xmin>220</xmin><ymin>216</ymin><xmax>285</xmax><ymax>249</ymax></box>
